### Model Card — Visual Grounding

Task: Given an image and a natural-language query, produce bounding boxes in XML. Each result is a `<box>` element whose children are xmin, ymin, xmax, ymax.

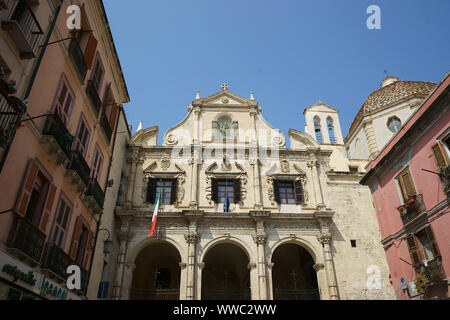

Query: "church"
<box><xmin>111</xmin><ymin>84</ymin><xmax>395</xmax><ymax>300</ymax></box>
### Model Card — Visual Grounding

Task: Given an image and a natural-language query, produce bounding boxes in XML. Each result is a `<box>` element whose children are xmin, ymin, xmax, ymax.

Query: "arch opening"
<box><xmin>202</xmin><ymin>243</ymin><xmax>251</xmax><ymax>300</ymax></box>
<box><xmin>271</xmin><ymin>243</ymin><xmax>319</xmax><ymax>300</ymax></box>
<box><xmin>130</xmin><ymin>241</ymin><xmax>181</xmax><ymax>300</ymax></box>
<box><xmin>327</xmin><ymin>117</ymin><xmax>336</xmax><ymax>144</ymax></box>
<box><xmin>313</xmin><ymin>117</ymin><xmax>322</xmax><ymax>143</ymax></box>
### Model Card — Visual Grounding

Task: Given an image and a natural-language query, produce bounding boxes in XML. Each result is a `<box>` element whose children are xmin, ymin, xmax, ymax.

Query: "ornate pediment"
<box><xmin>200</xmin><ymin>90</ymin><xmax>253</xmax><ymax>107</ymax></box>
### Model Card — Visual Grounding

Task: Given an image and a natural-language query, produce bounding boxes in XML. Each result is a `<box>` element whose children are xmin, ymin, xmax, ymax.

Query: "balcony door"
<box><xmin>90</xmin><ymin>145</ymin><xmax>103</xmax><ymax>182</ymax></box>
<box><xmin>53</xmin><ymin>75</ymin><xmax>74</xmax><ymax>126</ymax></box>
<box><xmin>73</xmin><ymin>115</ymin><xmax>91</xmax><ymax>157</ymax></box>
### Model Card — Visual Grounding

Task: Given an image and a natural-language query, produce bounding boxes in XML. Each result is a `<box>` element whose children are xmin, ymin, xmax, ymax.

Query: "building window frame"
<box><xmin>387</xmin><ymin>116</ymin><xmax>402</xmax><ymax>133</ymax></box>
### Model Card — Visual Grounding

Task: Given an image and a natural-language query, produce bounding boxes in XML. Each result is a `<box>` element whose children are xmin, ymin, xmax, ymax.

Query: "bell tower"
<box><xmin>304</xmin><ymin>101</ymin><xmax>344</xmax><ymax>145</ymax></box>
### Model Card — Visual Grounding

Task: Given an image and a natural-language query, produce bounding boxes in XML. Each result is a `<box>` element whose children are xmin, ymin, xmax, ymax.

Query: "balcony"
<box><xmin>68</xmin><ymin>38</ymin><xmax>87</xmax><ymax>81</ymax></box>
<box><xmin>85</xmin><ymin>178</ymin><xmax>105</xmax><ymax>210</ymax></box>
<box><xmin>416</xmin><ymin>256</ymin><xmax>446</xmax><ymax>285</ymax></box>
<box><xmin>86</xmin><ymin>80</ymin><xmax>102</xmax><ymax>116</ymax></box>
<box><xmin>99</xmin><ymin>111</ymin><xmax>112</xmax><ymax>143</ymax></box>
<box><xmin>1</xmin><ymin>0</ymin><xmax>44</xmax><ymax>59</ymax></box>
<box><xmin>41</xmin><ymin>113</ymin><xmax>73</xmax><ymax>162</ymax></box>
<box><xmin>397</xmin><ymin>194</ymin><xmax>426</xmax><ymax>225</ymax></box>
<box><xmin>6</xmin><ymin>215</ymin><xmax>46</xmax><ymax>264</ymax></box>
<box><xmin>66</xmin><ymin>150</ymin><xmax>90</xmax><ymax>190</ymax></box>
<box><xmin>40</xmin><ymin>242</ymin><xmax>72</xmax><ymax>282</ymax></box>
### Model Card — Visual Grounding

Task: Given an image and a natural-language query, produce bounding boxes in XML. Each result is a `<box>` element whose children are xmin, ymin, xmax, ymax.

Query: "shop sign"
<box><xmin>37</xmin><ymin>275</ymin><xmax>68</xmax><ymax>300</ymax></box>
<box><xmin>1</xmin><ymin>264</ymin><xmax>37</xmax><ymax>286</ymax></box>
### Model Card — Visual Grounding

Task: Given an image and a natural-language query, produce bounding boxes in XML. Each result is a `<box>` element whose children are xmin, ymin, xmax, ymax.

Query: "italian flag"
<box><xmin>148</xmin><ymin>192</ymin><xmax>161</xmax><ymax>237</ymax></box>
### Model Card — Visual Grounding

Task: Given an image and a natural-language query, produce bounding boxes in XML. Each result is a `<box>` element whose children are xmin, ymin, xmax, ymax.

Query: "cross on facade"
<box><xmin>221</xmin><ymin>83</ymin><xmax>229</xmax><ymax>91</ymax></box>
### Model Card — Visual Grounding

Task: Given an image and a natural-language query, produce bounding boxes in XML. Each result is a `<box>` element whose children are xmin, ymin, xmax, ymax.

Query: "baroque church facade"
<box><xmin>111</xmin><ymin>85</ymin><xmax>396</xmax><ymax>300</ymax></box>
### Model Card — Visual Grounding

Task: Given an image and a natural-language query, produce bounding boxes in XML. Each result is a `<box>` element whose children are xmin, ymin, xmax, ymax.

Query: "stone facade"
<box><xmin>112</xmin><ymin>86</ymin><xmax>395</xmax><ymax>300</ymax></box>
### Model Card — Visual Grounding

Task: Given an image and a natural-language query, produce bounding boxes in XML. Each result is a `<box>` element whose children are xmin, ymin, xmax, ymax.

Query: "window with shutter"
<box><xmin>83</xmin><ymin>231</ymin><xmax>94</xmax><ymax>269</ymax></box>
<box><xmin>53</xmin><ymin>75</ymin><xmax>75</xmax><ymax>126</ymax></box>
<box><xmin>76</xmin><ymin>224</ymin><xmax>89</xmax><ymax>266</ymax></box>
<box><xmin>431</xmin><ymin>142</ymin><xmax>449</xmax><ymax>168</ymax></box>
<box><xmin>425</xmin><ymin>227</ymin><xmax>440</xmax><ymax>259</ymax></box>
<box><xmin>211</xmin><ymin>178</ymin><xmax>218</xmax><ymax>203</ymax></box>
<box><xmin>146</xmin><ymin>178</ymin><xmax>156</xmax><ymax>203</ymax></box>
<box><xmin>273</xmin><ymin>179</ymin><xmax>281</xmax><ymax>204</ymax></box>
<box><xmin>91</xmin><ymin>56</ymin><xmax>104</xmax><ymax>94</ymax></box>
<box><xmin>51</xmin><ymin>195</ymin><xmax>72</xmax><ymax>249</ymax></box>
<box><xmin>15</xmin><ymin>160</ymin><xmax>39</xmax><ymax>217</ymax></box>
<box><xmin>170</xmin><ymin>178</ymin><xmax>178</xmax><ymax>205</ymax></box>
<box><xmin>398</xmin><ymin>170</ymin><xmax>416</xmax><ymax>202</ymax></box>
<box><xmin>38</xmin><ymin>183</ymin><xmax>57</xmax><ymax>234</ymax></box>
<box><xmin>91</xmin><ymin>145</ymin><xmax>104</xmax><ymax>182</ymax></box>
<box><xmin>406</xmin><ymin>235</ymin><xmax>421</xmax><ymax>266</ymax></box>
<box><xmin>234</xmin><ymin>179</ymin><xmax>241</xmax><ymax>204</ymax></box>
<box><xmin>294</xmin><ymin>180</ymin><xmax>305</xmax><ymax>204</ymax></box>
<box><xmin>217</xmin><ymin>180</ymin><xmax>235</xmax><ymax>203</ymax></box>
<box><xmin>70</xmin><ymin>216</ymin><xmax>83</xmax><ymax>261</ymax></box>
<box><xmin>74</xmin><ymin>115</ymin><xmax>91</xmax><ymax>157</ymax></box>
<box><xmin>277</xmin><ymin>181</ymin><xmax>295</xmax><ymax>204</ymax></box>
<box><xmin>84</xmin><ymin>34</ymin><xmax>98</xmax><ymax>69</ymax></box>
<box><xmin>156</xmin><ymin>179</ymin><xmax>173</xmax><ymax>204</ymax></box>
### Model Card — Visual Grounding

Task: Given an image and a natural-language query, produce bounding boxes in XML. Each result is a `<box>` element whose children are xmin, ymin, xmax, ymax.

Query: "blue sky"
<box><xmin>104</xmin><ymin>0</ymin><xmax>450</xmax><ymax>144</ymax></box>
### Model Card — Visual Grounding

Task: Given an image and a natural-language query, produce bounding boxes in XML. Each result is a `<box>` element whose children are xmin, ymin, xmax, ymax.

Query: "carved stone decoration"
<box><xmin>253</xmin><ymin>233</ymin><xmax>266</xmax><ymax>245</ymax></box>
<box><xmin>273</xmin><ymin>135</ymin><xmax>285</xmax><ymax>147</ymax></box>
<box><xmin>316</xmin><ymin>232</ymin><xmax>332</xmax><ymax>246</ymax></box>
<box><xmin>221</xmin><ymin>154</ymin><xmax>231</xmax><ymax>171</ymax></box>
<box><xmin>280</xmin><ymin>159</ymin><xmax>290</xmax><ymax>173</ymax></box>
<box><xmin>184</xmin><ymin>232</ymin><xmax>199</xmax><ymax>244</ymax></box>
<box><xmin>205</xmin><ymin>173</ymin><xmax>214</xmax><ymax>204</ymax></box>
<box><xmin>221</xmin><ymin>98</ymin><xmax>229</xmax><ymax>104</ymax></box>
<box><xmin>175</xmin><ymin>172</ymin><xmax>186</xmax><ymax>206</ymax></box>
<box><xmin>266</xmin><ymin>176</ymin><xmax>275</xmax><ymax>205</ymax></box>
<box><xmin>166</xmin><ymin>134</ymin><xmax>178</xmax><ymax>145</ymax></box>
<box><xmin>161</xmin><ymin>156</ymin><xmax>171</xmax><ymax>171</ymax></box>
<box><xmin>238</xmin><ymin>173</ymin><xmax>248</xmax><ymax>205</ymax></box>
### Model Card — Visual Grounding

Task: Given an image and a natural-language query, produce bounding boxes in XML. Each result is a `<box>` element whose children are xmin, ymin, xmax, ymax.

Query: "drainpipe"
<box><xmin>0</xmin><ymin>1</ymin><xmax>63</xmax><ymax>172</ymax></box>
<box><xmin>85</xmin><ymin>105</ymin><xmax>124</xmax><ymax>298</ymax></box>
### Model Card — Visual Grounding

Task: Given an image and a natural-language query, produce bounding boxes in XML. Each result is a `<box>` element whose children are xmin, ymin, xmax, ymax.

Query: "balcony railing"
<box><xmin>85</xmin><ymin>178</ymin><xmax>105</xmax><ymax>209</ymax></box>
<box><xmin>6</xmin><ymin>215</ymin><xmax>46</xmax><ymax>263</ymax></box>
<box><xmin>68</xmin><ymin>38</ymin><xmax>87</xmax><ymax>81</ymax></box>
<box><xmin>0</xmin><ymin>95</ymin><xmax>16</xmax><ymax>147</ymax></box>
<box><xmin>40</xmin><ymin>242</ymin><xmax>72</xmax><ymax>281</ymax></box>
<box><xmin>67</xmin><ymin>150</ymin><xmax>91</xmax><ymax>186</ymax></box>
<box><xmin>397</xmin><ymin>194</ymin><xmax>426</xmax><ymax>225</ymax></box>
<box><xmin>42</xmin><ymin>113</ymin><xmax>73</xmax><ymax>158</ymax></box>
<box><xmin>1</xmin><ymin>0</ymin><xmax>44</xmax><ymax>59</ymax></box>
<box><xmin>274</xmin><ymin>288</ymin><xmax>320</xmax><ymax>300</ymax></box>
<box><xmin>202</xmin><ymin>289</ymin><xmax>251</xmax><ymax>300</ymax></box>
<box><xmin>416</xmin><ymin>256</ymin><xmax>446</xmax><ymax>285</ymax></box>
<box><xmin>130</xmin><ymin>289</ymin><xmax>180</xmax><ymax>300</ymax></box>
<box><xmin>86</xmin><ymin>80</ymin><xmax>102</xmax><ymax>116</ymax></box>
<box><xmin>99</xmin><ymin>111</ymin><xmax>112</xmax><ymax>143</ymax></box>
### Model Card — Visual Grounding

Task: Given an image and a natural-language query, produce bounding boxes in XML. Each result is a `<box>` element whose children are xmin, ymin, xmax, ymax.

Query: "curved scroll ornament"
<box><xmin>175</xmin><ymin>172</ymin><xmax>186</xmax><ymax>206</ymax></box>
<box><xmin>205</xmin><ymin>173</ymin><xmax>213</xmax><ymax>204</ymax></box>
<box><xmin>273</xmin><ymin>135</ymin><xmax>286</xmax><ymax>147</ymax></box>
<box><xmin>267</xmin><ymin>176</ymin><xmax>275</xmax><ymax>205</ymax></box>
<box><xmin>166</xmin><ymin>134</ymin><xmax>178</xmax><ymax>145</ymax></box>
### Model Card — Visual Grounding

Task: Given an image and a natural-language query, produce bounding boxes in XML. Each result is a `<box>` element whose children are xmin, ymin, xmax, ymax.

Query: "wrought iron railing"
<box><xmin>0</xmin><ymin>95</ymin><xmax>18</xmax><ymax>148</ymax></box>
<box><xmin>99</xmin><ymin>111</ymin><xmax>112</xmax><ymax>143</ymax></box>
<box><xmin>274</xmin><ymin>288</ymin><xmax>320</xmax><ymax>300</ymax></box>
<box><xmin>86</xmin><ymin>178</ymin><xmax>105</xmax><ymax>208</ymax></box>
<box><xmin>42</xmin><ymin>113</ymin><xmax>73</xmax><ymax>158</ymax></box>
<box><xmin>40</xmin><ymin>242</ymin><xmax>72</xmax><ymax>281</ymax></box>
<box><xmin>68</xmin><ymin>38</ymin><xmax>87</xmax><ymax>81</ymax></box>
<box><xmin>397</xmin><ymin>194</ymin><xmax>426</xmax><ymax>225</ymax></box>
<box><xmin>6</xmin><ymin>215</ymin><xmax>46</xmax><ymax>263</ymax></box>
<box><xmin>130</xmin><ymin>289</ymin><xmax>180</xmax><ymax>300</ymax></box>
<box><xmin>202</xmin><ymin>289</ymin><xmax>251</xmax><ymax>300</ymax></box>
<box><xmin>86</xmin><ymin>80</ymin><xmax>102</xmax><ymax>116</ymax></box>
<box><xmin>9</xmin><ymin>0</ymin><xmax>44</xmax><ymax>54</ymax></box>
<box><xmin>416</xmin><ymin>256</ymin><xmax>446</xmax><ymax>285</ymax></box>
<box><xmin>67</xmin><ymin>150</ymin><xmax>91</xmax><ymax>186</ymax></box>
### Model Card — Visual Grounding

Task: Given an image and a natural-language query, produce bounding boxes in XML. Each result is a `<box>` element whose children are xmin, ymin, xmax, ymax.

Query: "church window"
<box><xmin>387</xmin><ymin>116</ymin><xmax>402</xmax><ymax>133</ymax></box>
<box><xmin>211</xmin><ymin>178</ymin><xmax>241</xmax><ymax>204</ymax></box>
<box><xmin>314</xmin><ymin>117</ymin><xmax>322</xmax><ymax>143</ymax></box>
<box><xmin>273</xmin><ymin>179</ymin><xmax>304</xmax><ymax>205</ymax></box>
<box><xmin>146</xmin><ymin>178</ymin><xmax>177</xmax><ymax>204</ymax></box>
<box><xmin>327</xmin><ymin>118</ymin><xmax>336</xmax><ymax>144</ymax></box>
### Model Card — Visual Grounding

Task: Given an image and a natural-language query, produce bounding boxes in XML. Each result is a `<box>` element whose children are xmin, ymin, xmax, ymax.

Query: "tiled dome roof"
<box><xmin>346</xmin><ymin>79</ymin><xmax>436</xmax><ymax>140</ymax></box>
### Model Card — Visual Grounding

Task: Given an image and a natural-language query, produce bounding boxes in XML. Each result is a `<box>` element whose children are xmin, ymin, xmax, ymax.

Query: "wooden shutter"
<box><xmin>406</xmin><ymin>235</ymin><xmax>422</xmax><ymax>266</ymax></box>
<box><xmin>84</xmin><ymin>34</ymin><xmax>98</xmax><ymax>69</ymax></box>
<box><xmin>38</xmin><ymin>183</ymin><xmax>57</xmax><ymax>233</ymax></box>
<box><xmin>170</xmin><ymin>178</ymin><xmax>178</xmax><ymax>204</ymax></box>
<box><xmin>83</xmin><ymin>231</ymin><xmax>94</xmax><ymax>269</ymax></box>
<box><xmin>146</xmin><ymin>178</ymin><xmax>156</xmax><ymax>203</ymax></box>
<box><xmin>15</xmin><ymin>160</ymin><xmax>39</xmax><ymax>217</ymax></box>
<box><xmin>109</xmin><ymin>104</ymin><xmax>119</xmax><ymax>130</ymax></box>
<box><xmin>425</xmin><ymin>227</ymin><xmax>440</xmax><ymax>257</ymax></box>
<box><xmin>211</xmin><ymin>178</ymin><xmax>218</xmax><ymax>203</ymax></box>
<box><xmin>431</xmin><ymin>142</ymin><xmax>449</xmax><ymax>168</ymax></box>
<box><xmin>273</xmin><ymin>179</ymin><xmax>280</xmax><ymax>204</ymax></box>
<box><xmin>234</xmin><ymin>178</ymin><xmax>241</xmax><ymax>204</ymax></box>
<box><xmin>70</xmin><ymin>216</ymin><xmax>83</xmax><ymax>261</ymax></box>
<box><xmin>399</xmin><ymin>171</ymin><xmax>416</xmax><ymax>201</ymax></box>
<box><xmin>294</xmin><ymin>180</ymin><xmax>305</xmax><ymax>204</ymax></box>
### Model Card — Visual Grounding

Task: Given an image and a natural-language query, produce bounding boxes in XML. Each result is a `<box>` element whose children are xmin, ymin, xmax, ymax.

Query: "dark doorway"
<box><xmin>202</xmin><ymin>243</ymin><xmax>251</xmax><ymax>300</ymax></box>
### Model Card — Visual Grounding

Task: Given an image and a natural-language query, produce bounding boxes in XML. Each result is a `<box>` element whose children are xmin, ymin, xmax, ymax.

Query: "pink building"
<box><xmin>361</xmin><ymin>73</ymin><xmax>450</xmax><ymax>299</ymax></box>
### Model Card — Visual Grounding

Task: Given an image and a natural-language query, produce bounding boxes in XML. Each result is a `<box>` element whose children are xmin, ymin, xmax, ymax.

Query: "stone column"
<box><xmin>317</xmin><ymin>232</ymin><xmax>339</xmax><ymax>300</ymax></box>
<box><xmin>184</xmin><ymin>232</ymin><xmax>198</xmax><ymax>300</ymax></box>
<box><xmin>132</xmin><ymin>157</ymin><xmax>144</xmax><ymax>206</ymax></box>
<box><xmin>250</xmin><ymin>109</ymin><xmax>263</xmax><ymax>208</ymax></box>
<box><xmin>112</xmin><ymin>233</ymin><xmax>129</xmax><ymax>300</ymax></box>
<box><xmin>253</xmin><ymin>233</ymin><xmax>268</xmax><ymax>299</ymax></box>
<box><xmin>362</xmin><ymin>120</ymin><xmax>379</xmax><ymax>159</ymax></box>
<box><xmin>125</xmin><ymin>149</ymin><xmax>139</xmax><ymax>208</ymax></box>
<box><xmin>197</xmin><ymin>262</ymin><xmax>205</xmax><ymax>300</ymax></box>
<box><xmin>267</xmin><ymin>262</ymin><xmax>274</xmax><ymax>300</ymax></box>
<box><xmin>307</xmin><ymin>157</ymin><xmax>325</xmax><ymax>209</ymax></box>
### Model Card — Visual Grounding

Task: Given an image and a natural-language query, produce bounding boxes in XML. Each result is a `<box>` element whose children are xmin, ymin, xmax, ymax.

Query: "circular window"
<box><xmin>387</xmin><ymin>117</ymin><xmax>402</xmax><ymax>133</ymax></box>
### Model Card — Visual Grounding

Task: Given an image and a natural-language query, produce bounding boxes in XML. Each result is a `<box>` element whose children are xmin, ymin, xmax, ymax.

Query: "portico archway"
<box><xmin>271</xmin><ymin>243</ymin><xmax>319</xmax><ymax>300</ymax></box>
<box><xmin>130</xmin><ymin>241</ymin><xmax>181</xmax><ymax>300</ymax></box>
<box><xmin>201</xmin><ymin>242</ymin><xmax>251</xmax><ymax>300</ymax></box>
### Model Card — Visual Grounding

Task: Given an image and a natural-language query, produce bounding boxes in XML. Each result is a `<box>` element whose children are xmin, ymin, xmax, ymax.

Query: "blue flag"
<box><xmin>224</xmin><ymin>192</ymin><xmax>230</xmax><ymax>213</ymax></box>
